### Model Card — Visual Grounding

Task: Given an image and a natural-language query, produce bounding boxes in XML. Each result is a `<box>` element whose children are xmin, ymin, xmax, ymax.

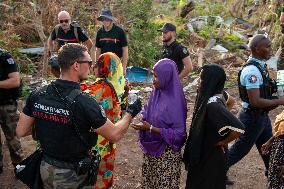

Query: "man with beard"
<box><xmin>159</xmin><ymin>23</ymin><xmax>193</xmax><ymax>80</ymax></box>
<box><xmin>48</xmin><ymin>11</ymin><xmax>93</xmax><ymax>53</ymax></box>
<box><xmin>227</xmin><ymin>34</ymin><xmax>284</xmax><ymax>183</ymax></box>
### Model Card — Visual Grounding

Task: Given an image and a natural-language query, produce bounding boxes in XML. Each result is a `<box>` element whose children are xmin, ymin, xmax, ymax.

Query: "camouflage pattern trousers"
<box><xmin>40</xmin><ymin>160</ymin><xmax>93</xmax><ymax>189</ymax></box>
<box><xmin>0</xmin><ymin>101</ymin><xmax>23</xmax><ymax>168</ymax></box>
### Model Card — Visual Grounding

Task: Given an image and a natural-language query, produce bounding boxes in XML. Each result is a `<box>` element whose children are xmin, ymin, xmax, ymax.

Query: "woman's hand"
<box><xmin>261</xmin><ymin>136</ymin><xmax>274</xmax><ymax>155</ymax></box>
<box><xmin>131</xmin><ymin>120</ymin><xmax>150</xmax><ymax>131</ymax></box>
<box><xmin>261</xmin><ymin>141</ymin><xmax>272</xmax><ymax>155</ymax></box>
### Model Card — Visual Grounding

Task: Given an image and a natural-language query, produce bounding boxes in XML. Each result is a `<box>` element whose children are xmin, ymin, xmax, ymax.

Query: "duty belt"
<box><xmin>42</xmin><ymin>154</ymin><xmax>77</xmax><ymax>170</ymax></box>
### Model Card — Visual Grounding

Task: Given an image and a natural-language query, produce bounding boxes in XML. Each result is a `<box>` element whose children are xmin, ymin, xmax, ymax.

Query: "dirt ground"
<box><xmin>0</xmin><ymin>87</ymin><xmax>283</xmax><ymax>189</ymax></box>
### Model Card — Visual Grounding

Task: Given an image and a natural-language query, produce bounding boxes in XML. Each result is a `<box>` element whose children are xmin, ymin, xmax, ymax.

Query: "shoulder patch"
<box><xmin>207</xmin><ymin>96</ymin><xmax>220</xmax><ymax>104</ymax></box>
<box><xmin>183</xmin><ymin>48</ymin><xmax>188</xmax><ymax>54</ymax></box>
<box><xmin>248</xmin><ymin>75</ymin><xmax>258</xmax><ymax>83</ymax></box>
<box><xmin>6</xmin><ymin>58</ymin><xmax>15</xmax><ymax>65</ymax></box>
<box><xmin>99</xmin><ymin>105</ymin><xmax>106</xmax><ymax>118</ymax></box>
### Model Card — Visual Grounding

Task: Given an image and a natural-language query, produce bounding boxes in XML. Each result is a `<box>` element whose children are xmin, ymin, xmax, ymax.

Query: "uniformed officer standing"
<box><xmin>16</xmin><ymin>43</ymin><xmax>142</xmax><ymax>188</ymax></box>
<box><xmin>0</xmin><ymin>48</ymin><xmax>24</xmax><ymax>174</ymax></box>
<box><xmin>48</xmin><ymin>11</ymin><xmax>93</xmax><ymax>53</ymax></box>
<box><xmin>95</xmin><ymin>8</ymin><xmax>128</xmax><ymax>75</ymax></box>
<box><xmin>159</xmin><ymin>23</ymin><xmax>193</xmax><ymax>80</ymax></box>
<box><xmin>227</xmin><ymin>34</ymin><xmax>284</xmax><ymax>180</ymax></box>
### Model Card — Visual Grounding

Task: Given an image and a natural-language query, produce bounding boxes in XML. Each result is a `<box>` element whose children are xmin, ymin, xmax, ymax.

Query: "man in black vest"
<box><xmin>227</xmin><ymin>34</ymin><xmax>284</xmax><ymax>181</ymax></box>
<box><xmin>16</xmin><ymin>43</ymin><xmax>141</xmax><ymax>188</ymax></box>
<box><xmin>48</xmin><ymin>11</ymin><xmax>93</xmax><ymax>53</ymax></box>
<box><xmin>0</xmin><ymin>48</ymin><xmax>24</xmax><ymax>174</ymax></box>
<box><xmin>159</xmin><ymin>23</ymin><xmax>193</xmax><ymax>80</ymax></box>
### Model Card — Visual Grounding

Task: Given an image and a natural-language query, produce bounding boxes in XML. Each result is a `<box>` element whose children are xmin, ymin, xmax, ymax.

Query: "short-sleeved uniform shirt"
<box><xmin>50</xmin><ymin>25</ymin><xmax>89</xmax><ymax>49</ymax></box>
<box><xmin>239</xmin><ymin>57</ymin><xmax>266</xmax><ymax>108</ymax></box>
<box><xmin>95</xmin><ymin>24</ymin><xmax>128</xmax><ymax>58</ymax></box>
<box><xmin>0</xmin><ymin>50</ymin><xmax>18</xmax><ymax>99</ymax></box>
<box><xmin>161</xmin><ymin>40</ymin><xmax>190</xmax><ymax>74</ymax></box>
<box><xmin>23</xmin><ymin>79</ymin><xmax>107</xmax><ymax>161</ymax></box>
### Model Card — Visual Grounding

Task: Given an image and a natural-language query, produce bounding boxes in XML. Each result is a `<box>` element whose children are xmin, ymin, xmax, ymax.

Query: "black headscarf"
<box><xmin>183</xmin><ymin>64</ymin><xmax>226</xmax><ymax>170</ymax></box>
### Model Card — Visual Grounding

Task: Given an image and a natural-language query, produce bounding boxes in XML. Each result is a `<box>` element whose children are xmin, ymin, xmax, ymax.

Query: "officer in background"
<box><xmin>16</xmin><ymin>43</ymin><xmax>142</xmax><ymax>188</ymax></box>
<box><xmin>95</xmin><ymin>8</ymin><xmax>128</xmax><ymax>75</ymax></box>
<box><xmin>48</xmin><ymin>10</ymin><xmax>93</xmax><ymax>53</ymax></box>
<box><xmin>227</xmin><ymin>34</ymin><xmax>284</xmax><ymax>181</ymax></box>
<box><xmin>0</xmin><ymin>48</ymin><xmax>24</xmax><ymax>174</ymax></box>
<box><xmin>159</xmin><ymin>23</ymin><xmax>193</xmax><ymax>80</ymax></box>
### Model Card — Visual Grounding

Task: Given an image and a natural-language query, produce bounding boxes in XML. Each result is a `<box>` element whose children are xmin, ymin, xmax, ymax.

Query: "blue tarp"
<box><xmin>126</xmin><ymin>66</ymin><xmax>153</xmax><ymax>83</ymax></box>
<box><xmin>18</xmin><ymin>47</ymin><xmax>44</xmax><ymax>55</ymax></box>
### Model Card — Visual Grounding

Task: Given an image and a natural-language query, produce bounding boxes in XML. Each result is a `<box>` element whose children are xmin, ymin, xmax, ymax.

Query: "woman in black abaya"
<box><xmin>183</xmin><ymin>64</ymin><xmax>245</xmax><ymax>189</ymax></box>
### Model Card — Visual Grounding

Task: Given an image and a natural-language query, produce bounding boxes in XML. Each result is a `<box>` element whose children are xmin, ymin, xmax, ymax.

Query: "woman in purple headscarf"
<box><xmin>131</xmin><ymin>58</ymin><xmax>187</xmax><ymax>189</ymax></box>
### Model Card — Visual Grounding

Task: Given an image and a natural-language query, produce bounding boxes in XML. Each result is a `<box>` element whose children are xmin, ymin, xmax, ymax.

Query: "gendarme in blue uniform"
<box><xmin>239</xmin><ymin>57</ymin><xmax>266</xmax><ymax>108</ymax></box>
<box><xmin>228</xmin><ymin>56</ymin><xmax>275</xmax><ymax>175</ymax></box>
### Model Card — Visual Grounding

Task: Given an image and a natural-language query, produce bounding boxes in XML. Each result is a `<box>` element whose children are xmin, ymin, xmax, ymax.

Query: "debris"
<box><xmin>183</xmin><ymin>77</ymin><xmax>199</xmax><ymax>92</ymax></box>
<box><xmin>211</xmin><ymin>45</ymin><xmax>229</xmax><ymax>53</ymax></box>
<box><xmin>180</xmin><ymin>0</ymin><xmax>195</xmax><ymax>18</ymax></box>
<box><xmin>197</xmin><ymin>48</ymin><xmax>205</xmax><ymax>68</ymax></box>
<box><xmin>205</xmin><ymin>39</ymin><xmax>216</xmax><ymax>50</ymax></box>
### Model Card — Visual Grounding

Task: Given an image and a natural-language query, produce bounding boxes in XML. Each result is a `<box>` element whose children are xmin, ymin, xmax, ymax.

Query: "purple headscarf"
<box><xmin>140</xmin><ymin>58</ymin><xmax>187</xmax><ymax>157</ymax></box>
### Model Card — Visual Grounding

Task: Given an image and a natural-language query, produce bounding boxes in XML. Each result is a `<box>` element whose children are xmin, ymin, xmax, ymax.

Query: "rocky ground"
<box><xmin>0</xmin><ymin>82</ymin><xmax>282</xmax><ymax>189</ymax></box>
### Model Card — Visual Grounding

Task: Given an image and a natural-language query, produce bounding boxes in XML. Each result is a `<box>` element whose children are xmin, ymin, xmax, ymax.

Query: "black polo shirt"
<box><xmin>50</xmin><ymin>25</ymin><xmax>89</xmax><ymax>49</ymax></box>
<box><xmin>161</xmin><ymin>41</ymin><xmax>190</xmax><ymax>74</ymax></box>
<box><xmin>23</xmin><ymin>79</ymin><xmax>107</xmax><ymax>162</ymax></box>
<box><xmin>0</xmin><ymin>49</ymin><xmax>19</xmax><ymax>101</ymax></box>
<box><xmin>95</xmin><ymin>24</ymin><xmax>127</xmax><ymax>58</ymax></box>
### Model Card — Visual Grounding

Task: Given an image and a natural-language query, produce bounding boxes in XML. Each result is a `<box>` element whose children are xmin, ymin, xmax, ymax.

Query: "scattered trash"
<box><xmin>188</xmin><ymin>16</ymin><xmax>224</xmax><ymax>32</ymax></box>
<box><xmin>211</xmin><ymin>45</ymin><xmax>229</xmax><ymax>53</ymax></box>
<box><xmin>205</xmin><ymin>39</ymin><xmax>216</xmax><ymax>50</ymax></box>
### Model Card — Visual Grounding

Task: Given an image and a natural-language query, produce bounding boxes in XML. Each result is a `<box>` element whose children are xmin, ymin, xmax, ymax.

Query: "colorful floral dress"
<box><xmin>81</xmin><ymin>52</ymin><xmax>125</xmax><ymax>189</ymax></box>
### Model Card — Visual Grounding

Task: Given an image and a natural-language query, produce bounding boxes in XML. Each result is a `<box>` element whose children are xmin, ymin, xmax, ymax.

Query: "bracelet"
<box><xmin>149</xmin><ymin>125</ymin><xmax>153</xmax><ymax>133</ymax></box>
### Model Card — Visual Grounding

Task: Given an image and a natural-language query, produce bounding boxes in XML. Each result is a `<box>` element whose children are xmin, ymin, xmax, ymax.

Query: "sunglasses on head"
<box><xmin>77</xmin><ymin>60</ymin><xmax>93</xmax><ymax>67</ymax></box>
<box><xmin>59</xmin><ymin>19</ymin><xmax>69</xmax><ymax>23</ymax></box>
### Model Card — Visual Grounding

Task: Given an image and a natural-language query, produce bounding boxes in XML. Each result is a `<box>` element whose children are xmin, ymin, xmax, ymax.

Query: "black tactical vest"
<box><xmin>0</xmin><ymin>49</ymin><xmax>22</xmax><ymax>103</ymax></box>
<box><xmin>238</xmin><ymin>60</ymin><xmax>277</xmax><ymax>110</ymax></box>
<box><xmin>31</xmin><ymin>85</ymin><xmax>97</xmax><ymax>162</ymax></box>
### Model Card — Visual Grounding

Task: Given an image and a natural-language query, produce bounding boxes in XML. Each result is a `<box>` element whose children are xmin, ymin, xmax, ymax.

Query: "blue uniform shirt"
<box><xmin>240</xmin><ymin>57</ymin><xmax>266</xmax><ymax>108</ymax></box>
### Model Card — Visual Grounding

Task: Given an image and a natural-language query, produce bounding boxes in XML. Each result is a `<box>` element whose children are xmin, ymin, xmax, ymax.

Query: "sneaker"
<box><xmin>225</xmin><ymin>176</ymin><xmax>234</xmax><ymax>185</ymax></box>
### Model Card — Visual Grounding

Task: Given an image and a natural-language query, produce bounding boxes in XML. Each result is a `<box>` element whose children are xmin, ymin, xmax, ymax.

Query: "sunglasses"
<box><xmin>77</xmin><ymin>60</ymin><xmax>93</xmax><ymax>67</ymax></box>
<box><xmin>59</xmin><ymin>19</ymin><xmax>69</xmax><ymax>23</ymax></box>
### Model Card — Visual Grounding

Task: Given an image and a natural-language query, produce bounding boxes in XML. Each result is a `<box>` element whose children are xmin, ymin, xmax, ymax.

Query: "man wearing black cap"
<box><xmin>159</xmin><ymin>23</ymin><xmax>193</xmax><ymax>79</ymax></box>
<box><xmin>95</xmin><ymin>8</ymin><xmax>128</xmax><ymax>75</ymax></box>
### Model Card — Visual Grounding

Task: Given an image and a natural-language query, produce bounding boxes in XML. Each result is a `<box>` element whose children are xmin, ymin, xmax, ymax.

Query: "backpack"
<box><xmin>54</xmin><ymin>21</ymin><xmax>80</xmax><ymax>42</ymax></box>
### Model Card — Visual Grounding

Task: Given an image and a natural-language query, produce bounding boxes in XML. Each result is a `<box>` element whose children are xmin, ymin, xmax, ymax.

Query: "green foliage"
<box><xmin>223</xmin><ymin>33</ymin><xmax>244</xmax><ymax>43</ymax></box>
<box><xmin>198</xmin><ymin>25</ymin><xmax>217</xmax><ymax>38</ymax></box>
<box><xmin>194</xmin><ymin>0</ymin><xmax>230</xmax><ymax>18</ymax></box>
<box><xmin>122</xmin><ymin>0</ymin><xmax>160</xmax><ymax>68</ymax></box>
<box><xmin>22</xmin><ymin>85</ymin><xmax>31</xmax><ymax>99</ymax></box>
